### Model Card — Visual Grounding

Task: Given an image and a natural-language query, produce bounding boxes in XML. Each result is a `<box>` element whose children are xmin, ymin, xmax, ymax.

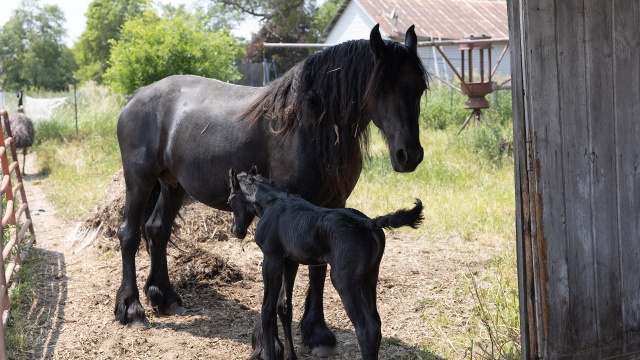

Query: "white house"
<box><xmin>321</xmin><ymin>0</ymin><xmax>510</xmax><ymax>81</ymax></box>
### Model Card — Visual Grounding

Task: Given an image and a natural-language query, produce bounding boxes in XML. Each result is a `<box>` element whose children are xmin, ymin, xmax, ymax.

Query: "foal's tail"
<box><xmin>371</xmin><ymin>199</ymin><xmax>424</xmax><ymax>230</ymax></box>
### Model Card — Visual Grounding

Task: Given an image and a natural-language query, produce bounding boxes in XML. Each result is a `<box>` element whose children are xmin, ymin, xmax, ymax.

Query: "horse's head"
<box><xmin>367</xmin><ymin>24</ymin><xmax>427</xmax><ymax>172</ymax></box>
<box><xmin>228</xmin><ymin>166</ymin><xmax>258</xmax><ymax>239</ymax></box>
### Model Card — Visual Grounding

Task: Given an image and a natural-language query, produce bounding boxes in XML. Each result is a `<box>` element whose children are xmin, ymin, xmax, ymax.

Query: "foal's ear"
<box><xmin>405</xmin><ymin>25</ymin><xmax>417</xmax><ymax>54</ymax></box>
<box><xmin>250</xmin><ymin>164</ymin><xmax>258</xmax><ymax>176</ymax></box>
<box><xmin>370</xmin><ymin>24</ymin><xmax>385</xmax><ymax>59</ymax></box>
<box><xmin>229</xmin><ymin>167</ymin><xmax>238</xmax><ymax>189</ymax></box>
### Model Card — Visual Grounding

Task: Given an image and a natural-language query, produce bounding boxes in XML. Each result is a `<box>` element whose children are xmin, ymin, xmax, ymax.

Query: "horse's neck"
<box><xmin>254</xmin><ymin>187</ymin><xmax>283</xmax><ymax>214</ymax></box>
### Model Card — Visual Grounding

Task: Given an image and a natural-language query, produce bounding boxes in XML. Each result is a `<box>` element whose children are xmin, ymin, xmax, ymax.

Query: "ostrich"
<box><xmin>9</xmin><ymin>90</ymin><xmax>35</xmax><ymax>173</ymax></box>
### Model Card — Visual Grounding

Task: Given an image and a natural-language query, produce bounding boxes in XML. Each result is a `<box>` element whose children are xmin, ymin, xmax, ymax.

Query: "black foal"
<box><xmin>228</xmin><ymin>166</ymin><xmax>423</xmax><ymax>360</ymax></box>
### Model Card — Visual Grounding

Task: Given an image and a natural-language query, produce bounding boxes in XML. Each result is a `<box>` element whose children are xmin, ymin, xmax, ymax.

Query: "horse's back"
<box><xmin>118</xmin><ymin>75</ymin><xmax>259</xmax><ymax>127</ymax></box>
<box><xmin>117</xmin><ymin>75</ymin><xmax>271</xmax><ymax>207</ymax></box>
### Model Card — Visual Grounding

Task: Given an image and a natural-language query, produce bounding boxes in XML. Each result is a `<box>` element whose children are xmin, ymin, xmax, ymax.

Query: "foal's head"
<box><xmin>228</xmin><ymin>166</ymin><xmax>260</xmax><ymax>239</ymax></box>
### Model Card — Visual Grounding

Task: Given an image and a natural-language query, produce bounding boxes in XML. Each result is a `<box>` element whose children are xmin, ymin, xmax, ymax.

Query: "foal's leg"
<box><xmin>362</xmin><ymin>231</ymin><xmax>384</xmax><ymax>351</ymax></box>
<box><xmin>300</xmin><ymin>265</ymin><xmax>337</xmax><ymax>356</ymax></box>
<box><xmin>362</xmin><ymin>268</ymin><xmax>382</xmax><ymax>354</ymax></box>
<box><xmin>332</xmin><ymin>273</ymin><xmax>381</xmax><ymax>360</ymax></box>
<box><xmin>262</xmin><ymin>255</ymin><xmax>284</xmax><ymax>360</ymax></box>
<box><xmin>115</xmin><ymin>173</ymin><xmax>157</xmax><ymax>327</ymax></box>
<box><xmin>278</xmin><ymin>259</ymin><xmax>299</xmax><ymax>360</ymax></box>
<box><xmin>143</xmin><ymin>183</ymin><xmax>187</xmax><ymax>315</ymax></box>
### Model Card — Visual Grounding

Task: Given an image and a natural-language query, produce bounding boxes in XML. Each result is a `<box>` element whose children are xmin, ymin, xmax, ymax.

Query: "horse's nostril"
<box><xmin>396</xmin><ymin>148</ymin><xmax>408</xmax><ymax>164</ymax></box>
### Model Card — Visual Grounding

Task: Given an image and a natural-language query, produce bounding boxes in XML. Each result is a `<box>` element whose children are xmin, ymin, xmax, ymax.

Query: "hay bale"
<box><xmin>78</xmin><ymin>169</ymin><xmax>236</xmax><ymax>251</ymax></box>
<box><xmin>81</xmin><ymin>169</ymin><xmax>126</xmax><ymax>240</ymax></box>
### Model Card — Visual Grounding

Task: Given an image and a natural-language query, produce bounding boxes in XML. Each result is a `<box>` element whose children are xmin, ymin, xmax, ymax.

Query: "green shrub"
<box><xmin>420</xmin><ymin>85</ymin><xmax>469</xmax><ymax>130</ymax></box>
<box><xmin>104</xmin><ymin>10</ymin><xmax>244</xmax><ymax>94</ymax></box>
<box><xmin>454</xmin><ymin>123</ymin><xmax>513</xmax><ymax>166</ymax></box>
<box><xmin>420</xmin><ymin>84</ymin><xmax>513</xmax><ymax>131</ymax></box>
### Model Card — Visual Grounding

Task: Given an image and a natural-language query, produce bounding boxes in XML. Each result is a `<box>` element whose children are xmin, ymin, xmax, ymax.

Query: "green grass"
<box><xmin>8</xmin><ymin>83</ymin><xmax>519</xmax><ymax>359</ymax></box>
<box><xmin>4</xmin><ymin>250</ymin><xmax>46</xmax><ymax>360</ymax></box>
<box><xmin>349</xmin><ymin>126</ymin><xmax>514</xmax><ymax>243</ymax></box>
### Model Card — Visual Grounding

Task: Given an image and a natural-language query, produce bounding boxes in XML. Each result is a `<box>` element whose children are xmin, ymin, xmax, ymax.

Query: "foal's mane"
<box><xmin>240</xmin><ymin>39</ymin><xmax>426</xmax><ymax>203</ymax></box>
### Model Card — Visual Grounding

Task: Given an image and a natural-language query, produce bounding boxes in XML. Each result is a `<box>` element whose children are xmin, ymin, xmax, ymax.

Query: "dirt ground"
<box><xmin>19</xmin><ymin>153</ymin><xmax>497</xmax><ymax>360</ymax></box>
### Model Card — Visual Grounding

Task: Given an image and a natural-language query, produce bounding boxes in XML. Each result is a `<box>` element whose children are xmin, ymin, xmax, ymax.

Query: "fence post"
<box><xmin>73</xmin><ymin>73</ymin><xmax>78</xmax><ymax>137</ymax></box>
<box><xmin>0</xmin><ymin>110</ymin><xmax>36</xmax><ymax>359</ymax></box>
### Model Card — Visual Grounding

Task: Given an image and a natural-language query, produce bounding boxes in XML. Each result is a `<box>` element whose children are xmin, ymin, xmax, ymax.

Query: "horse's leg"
<box><xmin>364</xmin><ymin>232</ymin><xmax>384</xmax><ymax>329</ymax></box>
<box><xmin>300</xmin><ymin>265</ymin><xmax>337</xmax><ymax>356</ymax></box>
<box><xmin>278</xmin><ymin>259</ymin><xmax>299</xmax><ymax>360</ymax></box>
<box><xmin>143</xmin><ymin>183</ymin><xmax>187</xmax><ymax>315</ymax></box>
<box><xmin>115</xmin><ymin>176</ymin><xmax>157</xmax><ymax>327</ymax></box>
<box><xmin>362</xmin><ymin>267</ymin><xmax>382</xmax><ymax>355</ymax></box>
<box><xmin>261</xmin><ymin>255</ymin><xmax>284</xmax><ymax>360</ymax></box>
<box><xmin>332</xmin><ymin>275</ymin><xmax>381</xmax><ymax>360</ymax></box>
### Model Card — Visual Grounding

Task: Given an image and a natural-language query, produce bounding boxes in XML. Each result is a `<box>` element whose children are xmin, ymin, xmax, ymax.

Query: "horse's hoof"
<box><xmin>127</xmin><ymin>317</ymin><xmax>151</xmax><ymax>329</ymax></box>
<box><xmin>163</xmin><ymin>302</ymin><xmax>186</xmax><ymax>316</ymax></box>
<box><xmin>311</xmin><ymin>345</ymin><xmax>338</xmax><ymax>357</ymax></box>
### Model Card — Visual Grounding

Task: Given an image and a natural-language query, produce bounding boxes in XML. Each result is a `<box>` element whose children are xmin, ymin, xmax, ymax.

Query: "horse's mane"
<box><xmin>240</xmin><ymin>39</ymin><xmax>427</xmax><ymax>203</ymax></box>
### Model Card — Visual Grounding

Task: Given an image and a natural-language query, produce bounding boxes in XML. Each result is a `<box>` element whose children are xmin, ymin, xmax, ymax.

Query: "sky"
<box><xmin>0</xmin><ymin>0</ymin><xmax>261</xmax><ymax>47</ymax></box>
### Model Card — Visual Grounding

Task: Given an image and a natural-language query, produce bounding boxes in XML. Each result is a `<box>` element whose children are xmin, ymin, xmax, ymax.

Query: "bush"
<box><xmin>454</xmin><ymin>123</ymin><xmax>513</xmax><ymax>166</ymax></box>
<box><xmin>104</xmin><ymin>10</ymin><xmax>244</xmax><ymax>94</ymax></box>
<box><xmin>420</xmin><ymin>85</ymin><xmax>469</xmax><ymax>130</ymax></box>
<box><xmin>420</xmin><ymin>84</ymin><xmax>513</xmax><ymax>131</ymax></box>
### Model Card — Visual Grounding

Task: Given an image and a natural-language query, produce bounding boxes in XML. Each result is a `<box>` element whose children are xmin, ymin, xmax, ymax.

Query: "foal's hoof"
<box><xmin>127</xmin><ymin>317</ymin><xmax>151</xmax><ymax>329</ymax></box>
<box><xmin>311</xmin><ymin>345</ymin><xmax>338</xmax><ymax>357</ymax></box>
<box><xmin>163</xmin><ymin>302</ymin><xmax>186</xmax><ymax>316</ymax></box>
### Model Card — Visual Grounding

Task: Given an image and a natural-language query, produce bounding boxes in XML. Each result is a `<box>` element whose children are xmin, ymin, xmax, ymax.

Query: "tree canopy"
<box><xmin>104</xmin><ymin>9</ymin><xmax>244</xmax><ymax>94</ymax></box>
<box><xmin>0</xmin><ymin>0</ymin><xmax>77</xmax><ymax>91</ymax></box>
<box><xmin>73</xmin><ymin>0</ymin><xmax>150</xmax><ymax>84</ymax></box>
<box><xmin>238</xmin><ymin>0</ymin><xmax>341</xmax><ymax>73</ymax></box>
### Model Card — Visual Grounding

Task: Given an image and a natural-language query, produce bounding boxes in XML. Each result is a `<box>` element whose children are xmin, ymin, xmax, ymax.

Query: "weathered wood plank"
<box><xmin>584</xmin><ymin>1</ymin><xmax>623</xmax><ymax>357</ymax></box>
<box><xmin>514</xmin><ymin>0</ymin><xmax>640</xmax><ymax>356</ymax></box>
<box><xmin>556</xmin><ymin>0</ymin><xmax>599</xmax><ymax>356</ymax></box>
<box><xmin>506</xmin><ymin>0</ymin><xmax>532</xmax><ymax>357</ymax></box>
<box><xmin>524</xmin><ymin>0</ymin><xmax>571</xmax><ymax>357</ymax></box>
<box><xmin>613</xmin><ymin>0</ymin><xmax>640</xmax><ymax>352</ymax></box>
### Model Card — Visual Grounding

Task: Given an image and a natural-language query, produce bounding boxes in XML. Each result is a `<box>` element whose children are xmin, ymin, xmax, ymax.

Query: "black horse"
<box><xmin>115</xmin><ymin>24</ymin><xmax>427</xmax><ymax>355</ymax></box>
<box><xmin>228</xmin><ymin>166</ymin><xmax>424</xmax><ymax>360</ymax></box>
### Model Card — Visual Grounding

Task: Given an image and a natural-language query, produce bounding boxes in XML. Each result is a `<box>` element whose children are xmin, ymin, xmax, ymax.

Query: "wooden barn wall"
<box><xmin>509</xmin><ymin>0</ymin><xmax>640</xmax><ymax>358</ymax></box>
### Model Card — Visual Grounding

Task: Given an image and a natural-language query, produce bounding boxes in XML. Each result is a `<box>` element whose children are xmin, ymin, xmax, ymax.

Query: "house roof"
<box><xmin>323</xmin><ymin>0</ymin><xmax>508</xmax><ymax>41</ymax></box>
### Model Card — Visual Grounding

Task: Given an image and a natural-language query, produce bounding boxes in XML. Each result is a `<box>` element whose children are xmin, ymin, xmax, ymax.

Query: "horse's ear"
<box><xmin>405</xmin><ymin>25</ymin><xmax>417</xmax><ymax>54</ymax></box>
<box><xmin>229</xmin><ymin>167</ymin><xmax>238</xmax><ymax>189</ymax></box>
<box><xmin>250</xmin><ymin>164</ymin><xmax>258</xmax><ymax>176</ymax></box>
<box><xmin>370</xmin><ymin>24</ymin><xmax>385</xmax><ymax>59</ymax></box>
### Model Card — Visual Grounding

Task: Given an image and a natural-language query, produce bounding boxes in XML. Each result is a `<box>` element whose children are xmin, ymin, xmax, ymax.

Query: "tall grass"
<box><xmin>13</xmin><ymin>83</ymin><xmax>126</xmax><ymax>218</ymax></box>
<box><xmin>11</xmin><ymin>83</ymin><xmax>519</xmax><ymax>358</ymax></box>
<box><xmin>348</xmin><ymin>84</ymin><xmax>518</xmax><ymax>358</ymax></box>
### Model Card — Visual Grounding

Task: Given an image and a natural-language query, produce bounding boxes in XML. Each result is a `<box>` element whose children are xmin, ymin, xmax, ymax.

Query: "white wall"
<box><xmin>323</xmin><ymin>1</ymin><xmax>512</xmax><ymax>81</ymax></box>
<box><xmin>420</xmin><ymin>44</ymin><xmax>511</xmax><ymax>84</ymax></box>
<box><xmin>324</xmin><ymin>0</ymin><xmax>379</xmax><ymax>44</ymax></box>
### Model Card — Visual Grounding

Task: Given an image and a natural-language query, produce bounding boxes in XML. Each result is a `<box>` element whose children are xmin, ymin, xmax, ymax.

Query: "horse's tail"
<box><xmin>248</xmin><ymin>315</ymin><xmax>284</xmax><ymax>360</ymax></box>
<box><xmin>371</xmin><ymin>199</ymin><xmax>423</xmax><ymax>230</ymax></box>
<box><xmin>140</xmin><ymin>180</ymin><xmax>184</xmax><ymax>253</ymax></box>
<box><xmin>140</xmin><ymin>180</ymin><xmax>162</xmax><ymax>253</ymax></box>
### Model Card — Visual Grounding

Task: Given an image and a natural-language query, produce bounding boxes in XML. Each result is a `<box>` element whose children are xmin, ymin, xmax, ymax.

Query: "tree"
<box><xmin>73</xmin><ymin>0</ymin><xmax>150</xmax><ymax>84</ymax></box>
<box><xmin>104</xmin><ymin>10</ymin><xmax>244</xmax><ymax>94</ymax></box>
<box><xmin>0</xmin><ymin>0</ymin><xmax>78</xmax><ymax>91</ymax></box>
<box><xmin>221</xmin><ymin>0</ymin><xmax>342</xmax><ymax>74</ymax></box>
<box><xmin>307</xmin><ymin>0</ymin><xmax>341</xmax><ymax>43</ymax></box>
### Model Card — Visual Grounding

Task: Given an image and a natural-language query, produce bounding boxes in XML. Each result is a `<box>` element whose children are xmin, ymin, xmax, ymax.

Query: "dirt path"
<box><xmin>20</xmin><ymin>153</ymin><xmax>497</xmax><ymax>360</ymax></box>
